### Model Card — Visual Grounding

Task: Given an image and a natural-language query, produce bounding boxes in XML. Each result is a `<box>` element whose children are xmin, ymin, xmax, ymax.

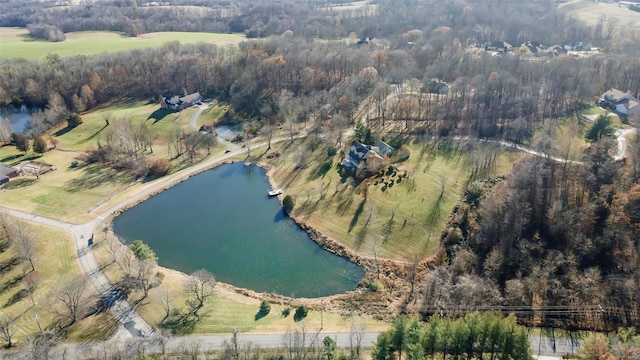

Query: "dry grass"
<box><xmin>0</xmin><ymin>222</ymin><xmax>117</xmax><ymax>346</ymax></box>
<box><xmin>559</xmin><ymin>0</ymin><xmax>640</xmax><ymax>33</ymax></box>
<box><xmin>266</xmin><ymin>137</ymin><xmax>522</xmax><ymax>261</ymax></box>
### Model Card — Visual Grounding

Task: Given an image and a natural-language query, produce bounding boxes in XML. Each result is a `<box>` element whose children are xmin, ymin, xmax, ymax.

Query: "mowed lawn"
<box><xmin>0</xmin><ymin>223</ymin><xmax>117</xmax><ymax>344</ymax></box>
<box><xmin>0</xmin><ymin>28</ymin><xmax>245</xmax><ymax>60</ymax></box>
<box><xmin>268</xmin><ymin>138</ymin><xmax>523</xmax><ymax>261</ymax></box>
<box><xmin>91</xmin><ymin>238</ymin><xmax>387</xmax><ymax>335</ymax></box>
<box><xmin>0</xmin><ymin>101</ymin><xmax>225</xmax><ymax>222</ymax></box>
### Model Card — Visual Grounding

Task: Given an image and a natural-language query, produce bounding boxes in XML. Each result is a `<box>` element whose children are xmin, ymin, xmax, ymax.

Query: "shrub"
<box><xmin>67</xmin><ymin>113</ymin><xmax>83</xmax><ymax>128</ymax></box>
<box><xmin>327</xmin><ymin>146</ymin><xmax>337</xmax><ymax>158</ymax></box>
<box><xmin>259</xmin><ymin>300</ymin><xmax>271</xmax><ymax>315</ymax></box>
<box><xmin>282</xmin><ymin>195</ymin><xmax>295</xmax><ymax>214</ymax></box>
<box><xmin>32</xmin><ymin>135</ymin><xmax>48</xmax><ymax>154</ymax></box>
<box><xmin>149</xmin><ymin>158</ymin><xmax>172</xmax><ymax>177</ymax></box>
<box><xmin>294</xmin><ymin>305</ymin><xmax>308</xmax><ymax>320</ymax></box>
<box><xmin>364</xmin><ymin>278</ymin><xmax>384</xmax><ymax>292</ymax></box>
<box><xmin>281</xmin><ymin>307</ymin><xmax>291</xmax><ymax>317</ymax></box>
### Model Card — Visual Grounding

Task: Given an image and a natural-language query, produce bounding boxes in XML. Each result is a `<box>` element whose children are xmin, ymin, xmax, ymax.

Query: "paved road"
<box><xmin>365</xmin><ymin>91</ymin><xmax>637</xmax><ymax>162</ymax></box>
<box><xmin>39</xmin><ymin>331</ymin><xmax>579</xmax><ymax>359</ymax></box>
<box><xmin>0</xmin><ymin>207</ymin><xmax>154</xmax><ymax>339</ymax></box>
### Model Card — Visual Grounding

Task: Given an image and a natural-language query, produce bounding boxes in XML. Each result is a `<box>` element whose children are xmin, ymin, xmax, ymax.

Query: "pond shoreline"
<box><xmin>105</xmin><ymin>156</ymin><xmax>431</xmax><ymax>319</ymax></box>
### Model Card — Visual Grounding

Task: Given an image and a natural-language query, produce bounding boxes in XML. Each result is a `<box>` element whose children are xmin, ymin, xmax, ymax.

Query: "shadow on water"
<box><xmin>273</xmin><ymin>208</ymin><xmax>287</xmax><ymax>222</ymax></box>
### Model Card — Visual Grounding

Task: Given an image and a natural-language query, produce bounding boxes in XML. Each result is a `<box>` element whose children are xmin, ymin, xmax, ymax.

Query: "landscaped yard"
<box><xmin>0</xmin><ymin>28</ymin><xmax>245</xmax><ymax>60</ymax></box>
<box><xmin>0</xmin><ymin>101</ymin><xmax>227</xmax><ymax>223</ymax></box>
<box><xmin>266</xmin><ymin>137</ymin><xmax>523</xmax><ymax>261</ymax></box>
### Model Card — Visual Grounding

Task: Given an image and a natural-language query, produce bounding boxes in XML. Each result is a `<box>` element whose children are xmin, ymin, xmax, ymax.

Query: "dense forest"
<box><xmin>1</xmin><ymin>0</ymin><xmax>639</xmax><ymax>332</ymax></box>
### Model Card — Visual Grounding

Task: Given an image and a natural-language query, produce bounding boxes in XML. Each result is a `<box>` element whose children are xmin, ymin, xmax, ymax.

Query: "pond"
<box><xmin>112</xmin><ymin>162</ymin><xmax>365</xmax><ymax>298</ymax></box>
<box><xmin>1</xmin><ymin>105</ymin><xmax>33</xmax><ymax>134</ymax></box>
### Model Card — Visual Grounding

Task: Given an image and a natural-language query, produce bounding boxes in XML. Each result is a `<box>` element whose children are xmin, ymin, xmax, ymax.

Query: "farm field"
<box><xmin>559</xmin><ymin>0</ymin><xmax>640</xmax><ymax>32</ymax></box>
<box><xmin>0</xmin><ymin>28</ymin><xmax>245</xmax><ymax>60</ymax></box>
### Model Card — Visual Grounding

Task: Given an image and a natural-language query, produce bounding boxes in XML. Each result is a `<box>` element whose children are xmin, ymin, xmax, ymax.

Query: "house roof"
<box><xmin>341</xmin><ymin>141</ymin><xmax>394</xmax><ymax>168</ymax></box>
<box><xmin>626</xmin><ymin>99</ymin><xmax>640</xmax><ymax>114</ymax></box>
<box><xmin>374</xmin><ymin>140</ymin><xmax>394</xmax><ymax>157</ymax></box>
<box><xmin>180</xmin><ymin>92</ymin><xmax>201</xmax><ymax>103</ymax></box>
<box><xmin>0</xmin><ymin>162</ymin><xmax>17</xmax><ymax>177</ymax></box>
<box><xmin>602</xmin><ymin>88</ymin><xmax>631</xmax><ymax>101</ymax></box>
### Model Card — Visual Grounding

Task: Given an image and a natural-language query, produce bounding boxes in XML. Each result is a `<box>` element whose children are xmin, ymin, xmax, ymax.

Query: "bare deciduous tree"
<box><xmin>53</xmin><ymin>276</ymin><xmax>88</xmax><ymax>326</ymax></box>
<box><xmin>185</xmin><ymin>269</ymin><xmax>216</xmax><ymax>313</ymax></box>
<box><xmin>13</xmin><ymin>220</ymin><xmax>37</xmax><ymax>272</ymax></box>
<box><xmin>0</xmin><ymin>314</ymin><xmax>17</xmax><ymax>348</ymax></box>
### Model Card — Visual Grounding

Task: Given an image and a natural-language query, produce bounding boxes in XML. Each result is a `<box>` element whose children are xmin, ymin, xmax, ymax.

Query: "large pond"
<box><xmin>113</xmin><ymin>162</ymin><xmax>364</xmax><ymax>298</ymax></box>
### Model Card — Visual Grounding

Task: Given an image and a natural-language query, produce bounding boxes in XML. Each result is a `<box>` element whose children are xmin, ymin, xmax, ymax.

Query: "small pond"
<box><xmin>1</xmin><ymin>105</ymin><xmax>33</xmax><ymax>134</ymax></box>
<box><xmin>112</xmin><ymin>162</ymin><xmax>364</xmax><ymax>298</ymax></box>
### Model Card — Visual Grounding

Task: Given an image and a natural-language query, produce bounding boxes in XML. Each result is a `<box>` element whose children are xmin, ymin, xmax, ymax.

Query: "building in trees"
<box><xmin>599</xmin><ymin>89</ymin><xmax>640</xmax><ymax>116</ymax></box>
<box><xmin>160</xmin><ymin>92</ymin><xmax>202</xmax><ymax>112</ymax></box>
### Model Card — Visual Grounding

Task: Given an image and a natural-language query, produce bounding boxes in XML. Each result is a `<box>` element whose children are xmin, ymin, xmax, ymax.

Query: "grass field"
<box><xmin>0</xmin><ymin>101</ymin><xmax>226</xmax><ymax>223</ymax></box>
<box><xmin>266</xmin><ymin>137</ymin><xmax>523</xmax><ymax>261</ymax></box>
<box><xmin>0</xmin><ymin>28</ymin><xmax>245</xmax><ymax>60</ymax></box>
<box><xmin>0</xmin><ymin>222</ymin><xmax>117</xmax><ymax>345</ymax></box>
<box><xmin>91</xmin><ymin>237</ymin><xmax>388</xmax><ymax>335</ymax></box>
<box><xmin>559</xmin><ymin>0</ymin><xmax>640</xmax><ymax>32</ymax></box>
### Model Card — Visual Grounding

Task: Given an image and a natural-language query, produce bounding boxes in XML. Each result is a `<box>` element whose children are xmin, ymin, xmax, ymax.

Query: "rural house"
<box><xmin>599</xmin><ymin>89</ymin><xmax>640</xmax><ymax>116</ymax></box>
<box><xmin>0</xmin><ymin>162</ymin><xmax>18</xmax><ymax>185</ymax></box>
<box><xmin>341</xmin><ymin>140</ymin><xmax>394</xmax><ymax>177</ymax></box>
<box><xmin>160</xmin><ymin>92</ymin><xmax>202</xmax><ymax>111</ymax></box>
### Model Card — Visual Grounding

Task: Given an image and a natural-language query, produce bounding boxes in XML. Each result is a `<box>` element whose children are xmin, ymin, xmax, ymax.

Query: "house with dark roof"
<box><xmin>341</xmin><ymin>141</ymin><xmax>394</xmax><ymax>177</ymax></box>
<box><xmin>487</xmin><ymin>40</ymin><xmax>512</xmax><ymax>53</ymax></box>
<box><xmin>0</xmin><ymin>162</ymin><xmax>18</xmax><ymax>185</ymax></box>
<box><xmin>599</xmin><ymin>89</ymin><xmax>640</xmax><ymax>116</ymax></box>
<box><xmin>160</xmin><ymin>92</ymin><xmax>202</xmax><ymax>111</ymax></box>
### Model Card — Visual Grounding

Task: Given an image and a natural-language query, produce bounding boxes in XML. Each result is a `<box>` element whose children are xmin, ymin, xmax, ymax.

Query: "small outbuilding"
<box><xmin>0</xmin><ymin>162</ymin><xmax>18</xmax><ymax>185</ymax></box>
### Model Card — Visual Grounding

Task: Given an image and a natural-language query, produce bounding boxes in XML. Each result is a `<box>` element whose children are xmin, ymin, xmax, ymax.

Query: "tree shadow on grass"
<box><xmin>348</xmin><ymin>200</ymin><xmax>365</xmax><ymax>233</ymax></box>
<box><xmin>148</xmin><ymin>109</ymin><xmax>173</xmax><ymax>124</ymax></box>
<box><xmin>4</xmin><ymin>289</ymin><xmax>28</xmax><ymax>308</ymax></box>
<box><xmin>0</xmin><ymin>153</ymin><xmax>22</xmax><ymax>163</ymax></box>
<box><xmin>0</xmin><ymin>272</ymin><xmax>24</xmax><ymax>295</ymax></box>
<box><xmin>1</xmin><ymin>178</ymin><xmax>37</xmax><ymax>190</ymax></box>
<box><xmin>65</xmin><ymin>164</ymin><xmax>132</xmax><ymax>192</ymax></box>
<box><xmin>0</xmin><ymin>257</ymin><xmax>20</xmax><ymax>276</ymax></box>
<box><xmin>160</xmin><ymin>310</ymin><xmax>200</xmax><ymax>335</ymax></box>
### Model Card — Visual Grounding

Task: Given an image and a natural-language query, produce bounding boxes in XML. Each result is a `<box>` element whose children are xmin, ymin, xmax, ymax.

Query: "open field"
<box><xmin>559</xmin><ymin>0</ymin><xmax>640</xmax><ymax>33</ymax></box>
<box><xmin>0</xmin><ymin>222</ymin><xmax>117</xmax><ymax>345</ymax></box>
<box><xmin>0</xmin><ymin>101</ymin><xmax>226</xmax><ymax>223</ymax></box>
<box><xmin>266</xmin><ymin>137</ymin><xmax>523</xmax><ymax>261</ymax></box>
<box><xmin>0</xmin><ymin>28</ymin><xmax>245</xmax><ymax>60</ymax></box>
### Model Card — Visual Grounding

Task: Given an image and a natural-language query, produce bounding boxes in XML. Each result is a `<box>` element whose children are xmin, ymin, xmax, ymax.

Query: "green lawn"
<box><xmin>0</xmin><ymin>101</ymin><xmax>226</xmax><ymax>223</ymax></box>
<box><xmin>0</xmin><ymin>28</ymin><xmax>245</xmax><ymax>60</ymax></box>
<box><xmin>267</xmin><ymin>138</ymin><xmax>523</xmax><ymax>261</ymax></box>
<box><xmin>0</xmin><ymin>223</ymin><xmax>117</xmax><ymax>346</ymax></box>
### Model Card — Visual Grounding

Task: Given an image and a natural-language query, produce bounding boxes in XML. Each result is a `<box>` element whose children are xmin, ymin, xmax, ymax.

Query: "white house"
<box><xmin>599</xmin><ymin>89</ymin><xmax>640</xmax><ymax>116</ymax></box>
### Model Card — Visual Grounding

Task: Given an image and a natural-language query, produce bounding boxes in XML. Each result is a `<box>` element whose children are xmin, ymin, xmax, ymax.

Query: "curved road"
<box><xmin>0</xmin><ymin>97</ymin><xmax>630</xmax><ymax>355</ymax></box>
<box><xmin>364</xmin><ymin>90</ymin><xmax>637</xmax><ymax>163</ymax></box>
